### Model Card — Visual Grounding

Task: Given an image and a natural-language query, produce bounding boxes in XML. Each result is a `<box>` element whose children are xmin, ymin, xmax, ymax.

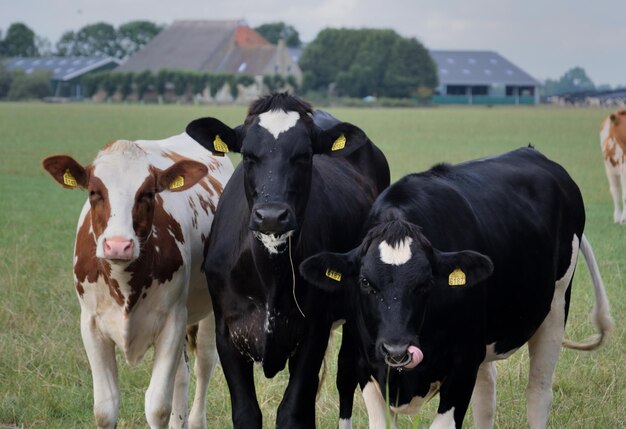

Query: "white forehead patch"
<box><xmin>258</xmin><ymin>110</ymin><xmax>300</xmax><ymax>139</ymax></box>
<box><xmin>379</xmin><ymin>237</ymin><xmax>413</xmax><ymax>265</ymax></box>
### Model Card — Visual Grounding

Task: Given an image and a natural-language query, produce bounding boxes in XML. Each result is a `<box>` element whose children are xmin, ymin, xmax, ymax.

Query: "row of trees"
<box><xmin>300</xmin><ymin>28</ymin><xmax>438</xmax><ymax>99</ymax></box>
<box><xmin>0</xmin><ymin>21</ymin><xmax>162</xmax><ymax>59</ymax></box>
<box><xmin>80</xmin><ymin>70</ymin><xmax>298</xmax><ymax>102</ymax></box>
<box><xmin>0</xmin><ymin>21</ymin><xmax>301</xmax><ymax>59</ymax></box>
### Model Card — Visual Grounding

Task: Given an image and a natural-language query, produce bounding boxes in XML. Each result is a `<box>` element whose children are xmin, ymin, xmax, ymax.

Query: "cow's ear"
<box><xmin>299</xmin><ymin>249</ymin><xmax>359</xmax><ymax>292</ymax></box>
<box><xmin>434</xmin><ymin>249</ymin><xmax>493</xmax><ymax>288</ymax></box>
<box><xmin>42</xmin><ymin>155</ymin><xmax>89</xmax><ymax>190</ymax></box>
<box><xmin>156</xmin><ymin>160</ymin><xmax>208</xmax><ymax>193</ymax></box>
<box><xmin>186</xmin><ymin>117</ymin><xmax>243</xmax><ymax>155</ymax></box>
<box><xmin>313</xmin><ymin>122</ymin><xmax>369</xmax><ymax>157</ymax></box>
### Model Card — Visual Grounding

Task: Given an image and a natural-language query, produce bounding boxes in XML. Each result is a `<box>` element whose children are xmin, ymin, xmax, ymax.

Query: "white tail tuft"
<box><xmin>562</xmin><ymin>234</ymin><xmax>614</xmax><ymax>351</ymax></box>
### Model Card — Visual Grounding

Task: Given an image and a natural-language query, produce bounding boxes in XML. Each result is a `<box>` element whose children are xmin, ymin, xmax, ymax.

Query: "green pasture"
<box><xmin>0</xmin><ymin>102</ymin><xmax>623</xmax><ymax>428</ymax></box>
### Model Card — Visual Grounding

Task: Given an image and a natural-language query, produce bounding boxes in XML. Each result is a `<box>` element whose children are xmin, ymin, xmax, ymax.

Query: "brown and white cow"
<box><xmin>600</xmin><ymin>109</ymin><xmax>626</xmax><ymax>223</ymax></box>
<box><xmin>42</xmin><ymin>134</ymin><xmax>234</xmax><ymax>429</ymax></box>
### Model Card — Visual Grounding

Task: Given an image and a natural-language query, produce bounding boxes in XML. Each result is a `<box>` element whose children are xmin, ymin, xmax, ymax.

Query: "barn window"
<box><xmin>471</xmin><ymin>86</ymin><xmax>488</xmax><ymax>95</ymax></box>
<box><xmin>440</xmin><ymin>68</ymin><xmax>449</xmax><ymax>75</ymax></box>
<box><xmin>238</xmin><ymin>62</ymin><xmax>247</xmax><ymax>72</ymax></box>
<box><xmin>462</xmin><ymin>68</ymin><xmax>471</xmax><ymax>75</ymax></box>
<box><xmin>447</xmin><ymin>85</ymin><xmax>468</xmax><ymax>95</ymax></box>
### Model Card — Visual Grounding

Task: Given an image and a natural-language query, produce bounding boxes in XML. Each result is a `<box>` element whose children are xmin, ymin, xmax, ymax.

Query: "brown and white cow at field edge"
<box><xmin>42</xmin><ymin>134</ymin><xmax>234</xmax><ymax>429</ymax></box>
<box><xmin>600</xmin><ymin>109</ymin><xmax>626</xmax><ymax>223</ymax></box>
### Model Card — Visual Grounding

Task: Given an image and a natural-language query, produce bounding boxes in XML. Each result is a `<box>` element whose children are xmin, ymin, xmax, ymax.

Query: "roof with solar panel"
<box><xmin>4</xmin><ymin>57</ymin><xmax>121</xmax><ymax>81</ymax></box>
<box><xmin>430</xmin><ymin>50</ymin><xmax>540</xmax><ymax>86</ymax></box>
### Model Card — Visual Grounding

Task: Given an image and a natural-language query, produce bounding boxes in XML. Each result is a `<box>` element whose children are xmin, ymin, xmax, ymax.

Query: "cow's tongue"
<box><xmin>404</xmin><ymin>345</ymin><xmax>423</xmax><ymax>368</ymax></box>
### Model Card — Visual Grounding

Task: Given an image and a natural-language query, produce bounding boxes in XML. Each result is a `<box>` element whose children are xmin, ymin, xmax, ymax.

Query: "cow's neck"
<box><xmin>249</xmin><ymin>233</ymin><xmax>308</xmax><ymax>318</ymax></box>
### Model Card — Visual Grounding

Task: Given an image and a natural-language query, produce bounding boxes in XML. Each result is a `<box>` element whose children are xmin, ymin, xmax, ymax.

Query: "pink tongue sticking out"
<box><xmin>405</xmin><ymin>345</ymin><xmax>424</xmax><ymax>368</ymax></box>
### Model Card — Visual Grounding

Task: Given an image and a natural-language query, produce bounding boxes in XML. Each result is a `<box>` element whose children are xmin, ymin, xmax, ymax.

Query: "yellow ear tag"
<box><xmin>169</xmin><ymin>175</ymin><xmax>185</xmax><ymax>190</ymax></box>
<box><xmin>213</xmin><ymin>135</ymin><xmax>229</xmax><ymax>153</ymax></box>
<box><xmin>325</xmin><ymin>269</ymin><xmax>342</xmax><ymax>282</ymax></box>
<box><xmin>449</xmin><ymin>268</ymin><xmax>466</xmax><ymax>287</ymax></box>
<box><xmin>63</xmin><ymin>170</ymin><xmax>77</xmax><ymax>188</ymax></box>
<box><xmin>331</xmin><ymin>134</ymin><xmax>346</xmax><ymax>151</ymax></box>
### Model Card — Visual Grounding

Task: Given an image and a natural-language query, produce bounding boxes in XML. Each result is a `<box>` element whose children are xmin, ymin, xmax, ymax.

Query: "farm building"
<box><xmin>117</xmin><ymin>19</ymin><xmax>302</xmax><ymax>100</ymax></box>
<box><xmin>4</xmin><ymin>57</ymin><xmax>121</xmax><ymax>98</ymax></box>
<box><xmin>430</xmin><ymin>50</ymin><xmax>540</xmax><ymax>105</ymax></box>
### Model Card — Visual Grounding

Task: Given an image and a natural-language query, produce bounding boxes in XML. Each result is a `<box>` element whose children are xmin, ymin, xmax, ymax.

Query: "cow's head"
<box><xmin>610</xmin><ymin>109</ymin><xmax>626</xmax><ymax>145</ymax></box>
<box><xmin>186</xmin><ymin>93</ymin><xmax>369</xmax><ymax>255</ymax></box>
<box><xmin>300</xmin><ymin>218</ymin><xmax>493</xmax><ymax>369</ymax></box>
<box><xmin>42</xmin><ymin>141</ymin><xmax>208</xmax><ymax>263</ymax></box>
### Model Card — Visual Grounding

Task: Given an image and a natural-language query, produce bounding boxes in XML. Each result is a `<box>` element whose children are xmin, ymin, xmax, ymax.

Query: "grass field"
<box><xmin>0</xmin><ymin>102</ymin><xmax>624</xmax><ymax>428</ymax></box>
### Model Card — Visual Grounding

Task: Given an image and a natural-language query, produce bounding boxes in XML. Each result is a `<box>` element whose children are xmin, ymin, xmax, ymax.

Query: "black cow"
<box><xmin>185</xmin><ymin>93</ymin><xmax>389</xmax><ymax>428</ymax></box>
<box><xmin>301</xmin><ymin>147</ymin><xmax>613</xmax><ymax>429</ymax></box>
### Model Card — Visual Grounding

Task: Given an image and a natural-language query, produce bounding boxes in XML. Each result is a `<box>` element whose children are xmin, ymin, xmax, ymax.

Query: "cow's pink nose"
<box><xmin>103</xmin><ymin>237</ymin><xmax>134</xmax><ymax>260</ymax></box>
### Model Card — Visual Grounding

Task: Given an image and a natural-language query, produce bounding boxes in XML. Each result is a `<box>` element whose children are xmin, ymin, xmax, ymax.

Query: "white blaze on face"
<box><xmin>92</xmin><ymin>141</ymin><xmax>150</xmax><ymax>259</ymax></box>
<box><xmin>258</xmin><ymin>110</ymin><xmax>300</xmax><ymax>139</ymax></box>
<box><xmin>379</xmin><ymin>237</ymin><xmax>413</xmax><ymax>265</ymax></box>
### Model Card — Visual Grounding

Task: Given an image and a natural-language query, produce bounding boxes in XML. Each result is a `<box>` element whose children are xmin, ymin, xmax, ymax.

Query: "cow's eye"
<box><xmin>360</xmin><ymin>277</ymin><xmax>376</xmax><ymax>294</ymax></box>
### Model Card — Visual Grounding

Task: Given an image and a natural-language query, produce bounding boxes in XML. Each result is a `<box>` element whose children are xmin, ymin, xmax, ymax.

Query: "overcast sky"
<box><xmin>2</xmin><ymin>0</ymin><xmax>623</xmax><ymax>87</ymax></box>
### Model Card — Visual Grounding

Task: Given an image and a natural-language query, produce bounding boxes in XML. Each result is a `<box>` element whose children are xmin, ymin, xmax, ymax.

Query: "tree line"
<box><xmin>0</xmin><ymin>21</ymin><xmax>301</xmax><ymax>59</ymax></box>
<box><xmin>81</xmin><ymin>70</ymin><xmax>298</xmax><ymax>102</ymax></box>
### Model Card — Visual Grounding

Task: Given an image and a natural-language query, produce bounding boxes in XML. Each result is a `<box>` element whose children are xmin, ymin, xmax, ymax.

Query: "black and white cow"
<box><xmin>301</xmin><ymin>147</ymin><xmax>613</xmax><ymax>429</ymax></box>
<box><xmin>185</xmin><ymin>93</ymin><xmax>390</xmax><ymax>428</ymax></box>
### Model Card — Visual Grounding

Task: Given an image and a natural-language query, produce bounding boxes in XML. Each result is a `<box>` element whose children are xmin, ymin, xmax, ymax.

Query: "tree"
<box><xmin>300</xmin><ymin>28</ymin><xmax>437</xmax><ymax>99</ymax></box>
<box><xmin>382</xmin><ymin>37</ymin><xmax>438</xmax><ymax>98</ymax></box>
<box><xmin>1</xmin><ymin>23</ymin><xmax>39</xmax><ymax>57</ymax></box>
<box><xmin>7</xmin><ymin>69</ymin><xmax>51</xmax><ymax>99</ymax></box>
<box><xmin>0</xmin><ymin>62</ymin><xmax>13</xmax><ymax>97</ymax></box>
<box><xmin>56</xmin><ymin>20</ymin><xmax>162</xmax><ymax>59</ymax></box>
<box><xmin>56</xmin><ymin>22</ymin><xmax>121</xmax><ymax>58</ymax></box>
<box><xmin>118</xmin><ymin>20</ymin><xmax>162</xmax><ymax>59</ymax></box>
<box><xmin>543</xmin><ymin>67</ymin><xmax>595</xmax><ymax>96</ymax></box>
<box><xmin>133</xmin><ymin>70</ymin><xmax>154</xmax><ymax>100</ymax></box>
<box><xmin>254</xmin><ymin>22</ymin><xmax>301</xmax><ymax>47</ymax></box>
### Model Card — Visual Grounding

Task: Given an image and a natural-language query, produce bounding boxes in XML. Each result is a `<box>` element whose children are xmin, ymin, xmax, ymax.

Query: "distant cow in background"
<box><xmin>600</xmin><ymin>109</ymin><xmax>626</xmax><ymax>223</ymax></box>
<box><xmin>42</xmin><ymin>134</ymin><xmax>233</xmax><ymax>429</ymax></box>
<box><xmin>301</xmin><ymin>147</ymin><xmax>613</xmax><ymax>429</ymax></box>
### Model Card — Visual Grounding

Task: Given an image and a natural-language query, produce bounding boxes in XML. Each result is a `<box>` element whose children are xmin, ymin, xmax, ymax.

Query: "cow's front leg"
<box><xmin>189</xmin><ymin>314</ymin><xmax>219</xmax><ymax>429</ymax></box>
<box><xmin>80</xmin><ymin>311</ymin><xmax>120</xmax><ymax>429</ymax></box>
<box><xmin>145</xmin><ymin>307</ymin><xmax>187</xmax><ymax>429</ymax></box>
<box><xmin>430</xmin><ymin>364</ymin><xmax>480</xmax><ymax>429</ymax></box>
<box><xmin>215</xmin><ymin>317</ymin><xmax>262</xmax><ymax>428</ymax></box>
<box><xmin>170</xmin><ymin>347</ymin><xmax>190</xmax><ymax>428</ymax></box>
<box><xmin>619</xmin><ymin>168</ymin><xmax>626</xmax><ymax>224</ymax></box>
<box><xmin>362</xmin><ymin>379</ymin><xmax>398</xmax><ymax>429</ymax></box>
<box><xmin>276</xmin><ymin>322</ymin><xmax>331</xmax><ymax>429</ymax></box>
<box><xmin>470</xmin><ymin>361</ymin><xmax>497</xmax><ymax>429</ymax></box>
<box><xmin>337</xmin><ymin>324</ymin><xmax>359</xmax><ymax>429</ymax></box>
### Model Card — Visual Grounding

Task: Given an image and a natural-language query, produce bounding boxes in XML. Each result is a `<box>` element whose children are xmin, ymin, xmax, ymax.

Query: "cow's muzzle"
<box><xmin>381</xmin><ymin>343</ymin><xmax>424</xmax><ymax>369</ymax></box>
<box><xmin>249</xmin><ymin>203</ymin><xmax>297</xmax><ymax>235</ymax></box>
<box><xmin>103</xmin><ymin>236</ymin><xmax>134</xmax><ymax>261</ymax></box>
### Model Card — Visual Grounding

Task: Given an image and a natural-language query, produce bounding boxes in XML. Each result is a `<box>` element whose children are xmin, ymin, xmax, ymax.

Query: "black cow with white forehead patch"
<box><xmin>186</xmin><ymin>93</ymin><xmax>389</xmax><ymax>428</ymax></box>
<box><xmin>301</xmin><ymin>147</ymin><xmax>612</xmax><ymax>429</ymax></box>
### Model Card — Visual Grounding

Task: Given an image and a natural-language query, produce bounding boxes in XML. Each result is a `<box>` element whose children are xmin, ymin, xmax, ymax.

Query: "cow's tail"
<box><xmin>562</xmin><ymin>234</ymin><xmax>614</xmax><ymax>351</ymax></box>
